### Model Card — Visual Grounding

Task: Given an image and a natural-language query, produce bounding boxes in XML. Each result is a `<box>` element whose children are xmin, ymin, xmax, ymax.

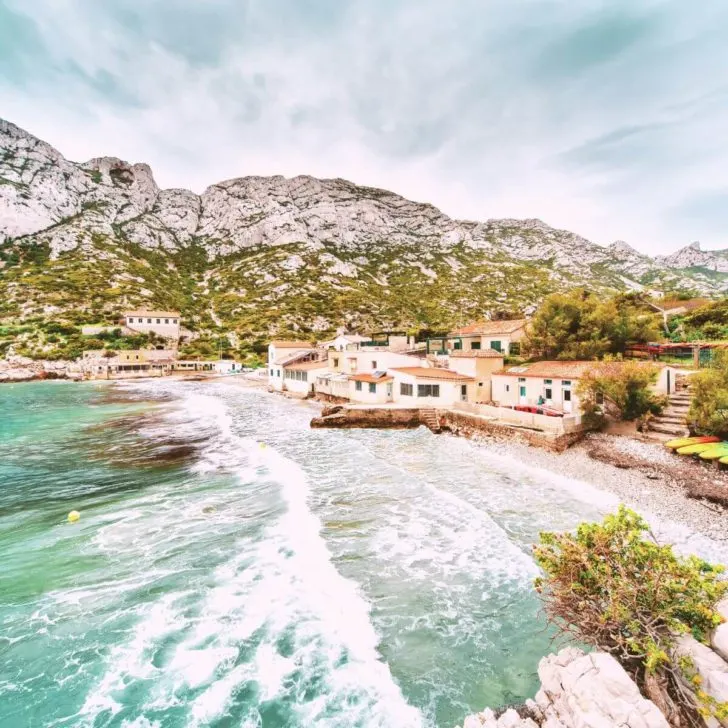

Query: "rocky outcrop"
<box><xmin>0</xmin><ymin>355</ymin><xmax>78</xmax><ymax>382</ymax></box>
<box><xmin>310</xmin><ymin>405</ymin><xmax>424</xmax><ymax>429</ymax></box>
<box><xmin>2</xmin><ymin>117</ymin><xmax>727</xmax><ymax>297</ymax></box>
<box><xmin>459</xmin><ymin>648</ymin><xmax>670</xmax><ymax>728</ymax></box>
<box><xmin>658</xmin><ymin>242</ymin><xmax>728</xmax><ymax>273</ymax></box>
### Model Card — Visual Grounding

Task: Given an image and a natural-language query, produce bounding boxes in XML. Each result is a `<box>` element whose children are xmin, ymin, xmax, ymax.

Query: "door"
<box><xmin>386</xmin><ymin>383</ymin><xmax>393</xmax><ymax>401</ymax></box>
<box><xmin>519</xmin><ymin>385</ymin><xmax>527</xmax><ymax>404</ymax></box>
<box><xmin>563</xmin><ymin>389</ymin><xmax>572</xmax><ymax>413</ymax></box>
<box><xmin>460</xmin><ymin>384</ymin><xmax>468</xmax><ymax>402</ymax></box>
<box><xmin>666</xmin><ymin>369</ymin><xmax>671</xmax><ymax>394</ymax></box>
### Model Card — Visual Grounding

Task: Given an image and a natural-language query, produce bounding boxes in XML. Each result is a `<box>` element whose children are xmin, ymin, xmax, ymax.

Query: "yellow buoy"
<box><xmin>259</xmin><ymin>443</ymin><xmax>267</xmax><ymax>449</ymax></box>
<box><xmin>68</xmin><ymin>510</ymin><xmax>80</xmax><ymax>523</ymax></box>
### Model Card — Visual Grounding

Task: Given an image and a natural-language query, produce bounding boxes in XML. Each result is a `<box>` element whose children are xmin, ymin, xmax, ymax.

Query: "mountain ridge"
<box><xmin>1</xmin><ymin>117</ymin><xmax>727</xmax><ymax>354</ymax></box>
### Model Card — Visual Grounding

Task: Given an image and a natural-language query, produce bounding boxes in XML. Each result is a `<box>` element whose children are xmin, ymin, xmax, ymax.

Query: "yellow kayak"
<box><xmin>676</xmin><ymin>442</ymin><xmax>724</xmax><ymax>455</ymax></box>
<box><xmin>665</xmin><ymin>435</ymin><xmax>720</xmax><ymax>450</ymax></box>
<box><xmin>720</xmin><ymin>455</ymin><xmax>728</xmax><ymax>465</ymax></box>
<box><xmin>699</xmin><ymin>444</ymin><xmax>728</xmax><ymax>460</ymax></box>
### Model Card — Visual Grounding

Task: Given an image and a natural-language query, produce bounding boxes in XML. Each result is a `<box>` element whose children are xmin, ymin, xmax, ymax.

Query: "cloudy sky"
<box><xmin>1</xmin><ymin>0</ymin><xmax>726</xmax><ymax>254</ymax></box>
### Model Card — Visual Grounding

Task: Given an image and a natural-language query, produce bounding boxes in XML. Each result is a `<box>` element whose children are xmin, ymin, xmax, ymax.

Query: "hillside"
<box><xmin>1</xmin><ymin>117</ymin><xmax>726</xmax><ymax>359</ymax></box>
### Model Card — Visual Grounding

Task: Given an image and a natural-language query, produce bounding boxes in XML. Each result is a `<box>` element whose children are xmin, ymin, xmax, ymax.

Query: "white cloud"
<box><xmin>1</xmin><ymin>0</ymin><xmax>727</xmax><ymax>254</ymax></box>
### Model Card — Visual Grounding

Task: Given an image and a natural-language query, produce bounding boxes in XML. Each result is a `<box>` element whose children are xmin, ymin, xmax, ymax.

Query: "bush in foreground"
<box><xmin>534</xmin><ymin>507</ymin><xmax>727</xmax><ymax>726</ymax></box>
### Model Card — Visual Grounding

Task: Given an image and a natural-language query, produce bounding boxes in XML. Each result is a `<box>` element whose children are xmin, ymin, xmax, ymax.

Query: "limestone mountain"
<box><xmin>1</xmin><ymin>117</ymin><xmax>726</xmax><ymax>355</ymax></box>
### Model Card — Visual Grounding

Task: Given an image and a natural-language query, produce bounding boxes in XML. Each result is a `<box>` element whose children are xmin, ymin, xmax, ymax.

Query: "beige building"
<box><xmin>328</xmin><ymin>349</ymin><xmax>424</xmax><ymax>376</ymax></box>
<box><xmin>446</xmin><ymin>349</ymin><xmax>505</xmax><ymax>402</ymax></box>
<box><xmin>429</xmin><ymin>319</ymin><xmax>527</xmax><ymax>356</ymax></box>
<box><xmin>124</xmin><ymin>310</ymin><xmax>181</xmax><ymax>340</ymax></box>
<box><xmin>390</xmin><ymin>367</ymin><xmax>475</xmax><ymax>406</ymax></box>
<box><xmin>82</xmin><ymin>349</ymin><xmax>176</xmax><ymax>379</ymax></box>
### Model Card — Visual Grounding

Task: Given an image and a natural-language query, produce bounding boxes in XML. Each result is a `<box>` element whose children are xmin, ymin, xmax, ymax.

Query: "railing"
<box><xmin>452</xmin><ymin>401</ymin><xmax>583</xmax><ymax>434</ymax></box>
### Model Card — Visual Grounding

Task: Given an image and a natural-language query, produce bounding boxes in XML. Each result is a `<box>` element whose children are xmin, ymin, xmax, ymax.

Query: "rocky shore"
<box><xmin>459</xmin><ymin>597</ymin><xmax>728</xmax><ymax>728</ymax></box>
<box><xmin>0</xmin><ymin>355</ymin><xmax>78</xmax><ymax>383</ymax></box>
<box><xmin>462</xmin><ymin>431</ymin><xmax>728</xmax><ymax>543</ymax></box>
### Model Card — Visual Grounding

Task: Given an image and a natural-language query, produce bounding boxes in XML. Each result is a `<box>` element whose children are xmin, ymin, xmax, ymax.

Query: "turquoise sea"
<box><xmin>1</xmin><ymin>381</ymin><xmax>725</xmax><ymax>728</ymax></box>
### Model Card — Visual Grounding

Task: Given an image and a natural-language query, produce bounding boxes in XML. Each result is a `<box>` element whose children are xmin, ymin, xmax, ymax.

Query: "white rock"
<box><xmin>674</xmin><ymin>634</ymin><xmax>728</xmax><ymax>705</ymax></box>
<box><xmin>712</xmin><ymin>598</ymin><xmax>728</xmax><ymax>662</ymax></box>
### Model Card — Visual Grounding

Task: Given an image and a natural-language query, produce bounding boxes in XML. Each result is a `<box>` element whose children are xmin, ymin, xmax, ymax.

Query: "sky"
<box><xmin>1</xmin><ymin>0</ymin><xmax>727</xmax><ymax>255</ymax></box>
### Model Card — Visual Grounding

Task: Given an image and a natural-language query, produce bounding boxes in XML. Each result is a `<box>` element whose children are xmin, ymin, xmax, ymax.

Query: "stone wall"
<box><xmin>441</xmin><ymin>410</ymin><xmax>584</xmax><ymax>453</ymax></box>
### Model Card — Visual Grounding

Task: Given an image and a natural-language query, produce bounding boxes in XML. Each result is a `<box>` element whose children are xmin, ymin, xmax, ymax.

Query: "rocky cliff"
<box><xmin>1</xmin><ymin>118</ymin><xmax>726</xmax><ymax>348</ymax></box>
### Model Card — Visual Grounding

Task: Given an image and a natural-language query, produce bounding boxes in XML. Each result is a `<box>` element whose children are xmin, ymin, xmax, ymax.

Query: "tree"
<box><xmin>577</xmin><ymin>359</ymin><xmax>666</xmax><ymax>424</ymax></box>
<box><xmin>688</xmin><ymin>351</ymin><xmax>728</xmax><ymax>436</ymax></box>
<box><xmin>524</xmin><ymin>289</ymin><xmax>661</xmax><ymax>360</ymax></box>
<box><xmin>534</xmin><ymin>507</ymin><xmax>728</xmax><ymax>727</ymax></box>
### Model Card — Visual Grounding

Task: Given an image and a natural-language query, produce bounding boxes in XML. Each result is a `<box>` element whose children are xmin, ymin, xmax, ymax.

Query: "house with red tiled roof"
<box><xmin>267</xmin><ymin>339</ymin><xmax>320</xmax><ymax>393</ymax></box>
<box><xmin>491</xmin><ymin>360</ymin><xmax>676</xmax><ymax>414</ymax></box>
<box><xmin>447</xmin><ymin>349</ymin><xmax>505</xmax><ymax>402</ymax></box>
<box><xmin>349</xmin><ymin>372</ymin><xmax>395</xmax><ymax>404</ymax></box>
<box><xmin>390</xmin><ymin>367</ymin><xmax>475</xmax><ymax>406</ymax></box>
<box><xmin>427</xmin><ymin>319</ymin><xmax>527</xmax><ymax>356</ymax></box>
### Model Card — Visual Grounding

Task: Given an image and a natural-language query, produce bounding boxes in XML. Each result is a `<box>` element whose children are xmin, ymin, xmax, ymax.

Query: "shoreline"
<box><xmin>448</xmin><ymin>429</ymin><xmax>728</xmax><ymax>544</ymax></box>
<box><xmin>222</xmin><ymin>378</ymin><xmax>727</xmax><ymax>544</ymax></box>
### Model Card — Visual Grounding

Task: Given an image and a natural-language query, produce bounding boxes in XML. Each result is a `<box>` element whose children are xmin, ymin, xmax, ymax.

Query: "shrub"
<box><xmin>534</xmin><ymin>507</ymin><xmax>727</xmax><ymax>726</ymax></box>
<box><xmin>577</xmin><ymin>359</ymin><xmax>666</xmax><ymax>424</ymax></box>
<box><xmin>688</xmin><ymin>351</ymin><xmax>728</xmax><ymax>436</ymax></box>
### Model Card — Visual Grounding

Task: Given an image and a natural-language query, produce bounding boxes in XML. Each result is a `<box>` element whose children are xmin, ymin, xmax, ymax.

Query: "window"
<box><xmin>371</xmin><ymin>361</ymin><xmax>377</xmax><ymax>369</ymax></box>
<box><xmin>564</xmin><ymin>390</ymin><xmax>572</xmax><ymax>402</ymax></box>
<box><xmin>490</xmin><ymin>340</ymin><xmax>502</xmax><ymax>352</ymax></box>
<box><xmin>173</xmin><ymin>319</ymin><xmax>178</xmax><ymax>324</ymax></box>
<box><xmin>544</xmin><ymin>379</ymin><xmax>552</xmax><ymax>385</ymax></box>
<box><xmin>453</xmin><ymin>340</ymin><xmax>462</xmax><ymax>350</ymax></box>
<box><xmin>545</xmin><ymin>388</ymin><xmax>553</xmax><ymax>400</ymax></box>
<box><xmin>417</xmin><ymin>384</ymin><xmax>440</xmax><ymax>398</ymax></box>
<box><xmin>147</xmin><ymin>318</ymin><xmax>152</xmax><ymax>323</ymax></box>
<box><xmin>518</xmin><ymin>377</ymin><xmax>526</xmax><ymax>383</ymax></box>
<box><xmin>509</xmin><ymin>342</ymin><xmax>520</xmax><ymax>355</ymax></box>
<box><xmin>165</xmin><ymin>319</ymin><xmax>169</xmax><ymax>324</ymax></box>
<box><xmin>562</xmin><ymin>380</ymin><xmax>572</xmax><ymax>387</ymax></box>
<box><xmin>355</xmin><ymin>381</ymin><xmax>362</xmax><ymax>391</ymax></box>
<box><xmin>369</xmin><ymin>382</ymin><xmax>376</xmax><ymax>394</ymax></box>
<box><xmin>471</xmin><ymin>341</ymin><xmax>481</xmax><ymax>350</ymax></box>
<box><xmin>400</xmin><ymin>383</ymin><xmax>413</xmax><ymax>396</ymax></box>
<box><xmin>156</xmin><ymin>319</ymin><xmax>161</xmax><ymax>324</ymax></box>
<box><xmin>505</xmin><ymin>384</ymin><xmax>510</xmax><ymax>392</ymax></box>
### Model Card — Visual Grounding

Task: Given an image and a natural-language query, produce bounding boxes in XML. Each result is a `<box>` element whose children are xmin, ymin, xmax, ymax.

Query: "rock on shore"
<box><xmin>459</xmin><ymin>647</ymin><xmax>671</xmax><ymax>728</ymax></box>
<box><xmin>0</xmin><ymin>355</ymin><xmax>77</xmax><ymax>382</ymax></box>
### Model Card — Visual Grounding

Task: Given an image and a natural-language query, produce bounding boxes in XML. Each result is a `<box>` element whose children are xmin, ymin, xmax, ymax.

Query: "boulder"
<box><xmin>674</xmin><ymin>634</ymin><xmax>728</xmax><ymax>709</ymax></box>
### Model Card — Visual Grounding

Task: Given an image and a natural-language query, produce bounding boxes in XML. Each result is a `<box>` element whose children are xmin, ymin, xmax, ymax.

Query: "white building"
<box><xmin>268</xmin><ymin>340</ymin><xmax>319</xmax><ymax>391</ymax></box>
<box><xmin>124</xmin><ymin>310</ymin><xmax>181</xmax><ymax>340</ymax></box>
<box><xmin>322</xmin><ymin>334</ymin><xmax>372</xmax><ymax>351</ymax></box>
<box><xmin>349</xmin><ymin>373</ymin><xmax>394</xmax><ymax>404</ymax></box>
<box><xmin>281</xmin><ymin>360</ymin><xmax>329</xmax><ymax>397</ymax></box>
<box><xmin>390</xmin><ymin>367</ymin><xmax>475</xmax><ymax>406</ymax></box>
<box><xmin>491</xmin><ymin>360</ymin><xmax>676</xmax><ymax>414</ymax></box>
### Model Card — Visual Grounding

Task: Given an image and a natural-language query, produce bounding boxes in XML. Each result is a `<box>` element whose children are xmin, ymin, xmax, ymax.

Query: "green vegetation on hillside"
<box><xmin>688</xmin><ymin>350</ymin><xmax>728</xmax><ymax>437</ymax></box>
<box><xmin>524</xmin><ymin>289</ymin><xmax>661</xmax><ymax>359</ymax></box>
<box><xmin>535</xmin><ymin>507</ymin><xmax>728</xmax><ymax>726</ymax></box>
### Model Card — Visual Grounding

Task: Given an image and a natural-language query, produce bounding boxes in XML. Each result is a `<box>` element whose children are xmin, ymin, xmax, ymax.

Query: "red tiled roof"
<box><xmin>349</xmin><ymin>373</ymin><xmax>393</xmax><ymax>384</ymax></box>
<box><xmin>494</xmin><ymin>361</ymin><xmax>596</xmax><ymax>379</ymax></box>
<box><xmin>450</xmin><ymin>319</ymin><xmax>527</xmax><ymax>336</ymax></box>
<box><xmin>449</xmin><ymin>349</ymin><xmax>504</xmax><ymax>359</ymax></box>
<box><xmin>391</xmin><ymin>367</ymin><xmax>475</xmax><ymax>381</ymax></box>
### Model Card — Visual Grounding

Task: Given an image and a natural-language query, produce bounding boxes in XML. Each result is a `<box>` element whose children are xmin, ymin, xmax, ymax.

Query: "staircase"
<box><xmin>420</xmin><ymin>408</ymin><xmax>441</xmax><ymax>433</ymax></box>
<box><xmin>647</xmin><ymin>378</ymin><xmax>692</xmax><ymax>438</ymax></box>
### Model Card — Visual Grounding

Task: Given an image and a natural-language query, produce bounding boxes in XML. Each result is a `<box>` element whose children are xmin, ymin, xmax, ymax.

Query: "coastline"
<box><xmin>224</xmin><ymin>377</ymin><xmax>727</xmax><ymax>545</ymax></box>
<box><xmin>451</xmin><ymin>430</ymin><xmax>727</xmax><ymax>543</ymax></box>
